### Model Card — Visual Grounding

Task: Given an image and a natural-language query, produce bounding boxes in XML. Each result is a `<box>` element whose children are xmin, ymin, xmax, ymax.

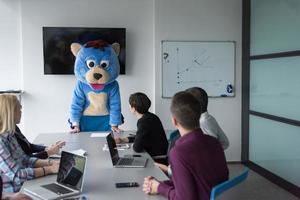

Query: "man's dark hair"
<box><xmin>186</xmin><ymin>87</ymin><xmax>208</xmax><ymax>113</ymax></box>
<box><xmin>129</xmin><ymin>92</ymin><xmax>151</xmax><ymax>114</ymax></box>
<box><xmin>170</xmin><ymin>91</ymin><xmax>201</xmax><ymax>129</ymax></box>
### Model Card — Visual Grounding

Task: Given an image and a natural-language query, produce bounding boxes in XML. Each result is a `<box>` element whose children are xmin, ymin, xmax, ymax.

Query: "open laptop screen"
<box><xmin>57</xmin><ymin>151</ymin><xmax>86</xmax><ymax>191</ymax></box>
<box><xmin>106</xmin><ymin>133</ymin><xmax>120</xmax><ymax>165</ymax></box>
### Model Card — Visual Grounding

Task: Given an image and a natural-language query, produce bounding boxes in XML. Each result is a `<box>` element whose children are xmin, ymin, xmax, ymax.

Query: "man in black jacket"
<box><xmin>115</xmin><ymin>92</ymin><xmax>169</xmax><ymax>165</ymax></box>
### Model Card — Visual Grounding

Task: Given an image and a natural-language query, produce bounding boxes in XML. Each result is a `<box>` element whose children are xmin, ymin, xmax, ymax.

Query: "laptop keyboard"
<box><xmin>118</xmin><ymin>158</ymin><xmax>134</xmax><ymax>165</ymax></box>
<box><xmin>41</xmin><ymin>183</ymin><xmax>73</xmax><ymax>195</ymax></box>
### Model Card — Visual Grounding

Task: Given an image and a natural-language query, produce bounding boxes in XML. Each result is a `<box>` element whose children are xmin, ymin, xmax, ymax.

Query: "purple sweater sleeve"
<box><xmin>158</xmin><ymin>150</ymin><xmax>198</xmax><ymax>200</ymax></box>
<box><xmin>158</xmin><ymin>180</ymin><xmax>174</xmax><ymax>197</ymax></box>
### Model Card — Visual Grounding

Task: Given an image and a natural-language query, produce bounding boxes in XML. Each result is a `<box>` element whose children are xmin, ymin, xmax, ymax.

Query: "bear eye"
<box><xmin>86</xmin><ymin>60</ymin><xmax>96</xmax><ymax>68</ymax></box>
<box><xmin>100</xmin><ymin>60</ymin><xmax>109</xmax><ymax>69</ymax></box>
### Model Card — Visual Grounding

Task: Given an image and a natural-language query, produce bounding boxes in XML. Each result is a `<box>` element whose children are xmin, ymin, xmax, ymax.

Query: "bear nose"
<box><xmin>94</xmin><ymin>73</ymin><xmax>102</xmax><ymax>80</ymax></box>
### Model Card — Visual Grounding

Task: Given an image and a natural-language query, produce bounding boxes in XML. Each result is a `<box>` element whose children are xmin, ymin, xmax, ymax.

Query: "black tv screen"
<box><xmin>43</xmin><ymin>27</ymin><xmax>126</xmax><ymax>75</ymax></box>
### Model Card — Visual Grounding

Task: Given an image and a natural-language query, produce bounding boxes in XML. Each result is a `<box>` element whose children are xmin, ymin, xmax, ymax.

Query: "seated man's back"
<box><xmin>160</xmin><ymin>128</ymin><xmax>228</xmax><ymax>200</ymax></box>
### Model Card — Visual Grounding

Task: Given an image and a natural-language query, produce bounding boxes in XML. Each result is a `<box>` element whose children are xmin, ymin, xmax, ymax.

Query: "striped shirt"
<box><xmin>0</xmin><ymin>132</ymin><xmax>37</xmax><ymax>192</ymax></box>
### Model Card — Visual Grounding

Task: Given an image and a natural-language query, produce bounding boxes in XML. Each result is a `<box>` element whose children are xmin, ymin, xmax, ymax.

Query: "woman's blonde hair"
<box><xmin>0</xmin><ymin>94</ymin><xmax>19</xmax><ymax>133</ymax></box>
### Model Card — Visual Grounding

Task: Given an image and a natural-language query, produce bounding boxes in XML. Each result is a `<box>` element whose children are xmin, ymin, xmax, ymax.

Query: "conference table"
<box><xmin>21</xmin><ymin>132</ymin><xmax>168</xmax><ymax>200</ymax></box>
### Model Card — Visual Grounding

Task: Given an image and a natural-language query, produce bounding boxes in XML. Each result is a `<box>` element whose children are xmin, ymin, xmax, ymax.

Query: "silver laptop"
<box><xmin>106</xmin><ymin>132</ymin><xmax>148</xmax><ymax>168</ymax></box>
<box><xmin>24</xmin><ymin>151</ymin><xmax>87</xmax><ymax>200</ymax></box>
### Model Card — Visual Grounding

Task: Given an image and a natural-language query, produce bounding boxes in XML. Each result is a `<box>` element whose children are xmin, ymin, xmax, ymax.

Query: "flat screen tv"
<box><xmin>43</xmin><ymin>27</ymin><xmax>126</xmax><ymax>75</ymax></box>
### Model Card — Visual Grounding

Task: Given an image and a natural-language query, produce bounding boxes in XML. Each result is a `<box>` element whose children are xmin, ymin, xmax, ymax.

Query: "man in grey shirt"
<box><xmin>200</xmin><ymin>111</ymin><xmax>229</xmax><ymax>150</ymax></box>
<box><xmin>187</xmin><ymin>87</ymin><xmax>229</xmax><ymax>150</ymax></box>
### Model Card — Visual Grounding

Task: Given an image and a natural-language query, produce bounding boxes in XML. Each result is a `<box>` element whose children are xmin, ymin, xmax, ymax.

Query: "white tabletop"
<box><xmin>21</xmin><ymin>132</ymin><xmax>168</xmax><ymax>200</ymax></box>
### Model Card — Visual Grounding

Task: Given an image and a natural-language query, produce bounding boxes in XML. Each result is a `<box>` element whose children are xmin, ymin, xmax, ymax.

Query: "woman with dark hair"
<box><xmin>115</xmin><ymin>92</ymin><xmax>168</xmax><ymax>164</ymax></box>
<box><xmin>14</xmin><ymin>125</ymin><xmax>65</xmax><ymax>159</ymax></box>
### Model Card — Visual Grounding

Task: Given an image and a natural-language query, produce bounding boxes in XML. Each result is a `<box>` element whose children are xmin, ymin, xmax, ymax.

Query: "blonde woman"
<box><xmin>0</xmin><ymin>94</ymin><xmax>59</xmax><ymax>192</ymax></box>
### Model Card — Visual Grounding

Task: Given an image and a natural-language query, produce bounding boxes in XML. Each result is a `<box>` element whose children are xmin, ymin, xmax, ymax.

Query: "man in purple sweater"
<box><xmin>143</xmin><ymin>91</ymin><xmax>229</xmax><ymax>200</ymax></box>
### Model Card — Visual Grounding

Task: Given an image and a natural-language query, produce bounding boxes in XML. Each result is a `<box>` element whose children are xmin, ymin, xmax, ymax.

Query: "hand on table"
<box><xmin>111</xmin><ymin>126</ymin><xmax>122</xmax><ymax>133</ymax></box>
<box><xmin>154</xmin><ymin>162</ymin><xmax>169</xmax><ymax>173</ymax></box>
<box><xmin>47</xmin><ymin>161</ymin><xmax>60</xmax><ymax>174</ymax></box>
<box><xmin>46</xmin><ymin>141</ymin><xmax>65</xmax><ymax>156</ymax></box>
<box><xmin>2</xmin><ymin>192</ymin><xmax>32</xmax><ymax>200</ymax></box>
<box><xmin>143</xmin><ymin>176</ymin><xmax>159</xmax><ymax>195</ymax></box>
<box><xmin>70</xmin><ymin>125</ymin><xmax>80</xmax><ymax>134</ymax></box>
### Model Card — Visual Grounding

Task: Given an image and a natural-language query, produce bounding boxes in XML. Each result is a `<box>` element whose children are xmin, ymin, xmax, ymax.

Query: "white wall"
<box><xmin>0</xmin><ymin>0</ymin><xmax>242</xmax><ymax>161</ymax></box>
<box><xmin>20</xmin><ymin>0</ymin><xmax>154</xmax><ymax>140</ymax></box>
<box><xmin>154</xmin><ymin>0</ymin><xmax>242</xmax><ymax>161</ymax></box>
<box><xmin>0</xmin><ymin>0</ymin><xmax>22</xmax><ymax>91</ymax></box>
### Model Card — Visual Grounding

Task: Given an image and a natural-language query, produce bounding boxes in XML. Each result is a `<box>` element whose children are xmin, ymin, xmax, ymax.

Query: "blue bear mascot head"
<box><xmin>71</xmin><ymin>40</ymin><xmax>120</xmax><ymax>90</ymax></box>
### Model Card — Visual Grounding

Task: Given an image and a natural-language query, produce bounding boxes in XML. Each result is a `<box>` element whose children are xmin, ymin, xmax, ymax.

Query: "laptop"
<box><xmin>24</xmin><ymin>151</ymin><xmax>87</xmax><ymax>200</ymax></box>
<box><xmin>106</xmin><ymin>132</ymin><xmax>148</xmax><ymax>168</ymax></box>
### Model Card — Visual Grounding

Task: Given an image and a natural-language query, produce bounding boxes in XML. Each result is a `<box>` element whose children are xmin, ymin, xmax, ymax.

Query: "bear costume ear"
<box><xmin>111</xmin><ymin>43</ymin><xmax>120</xmax><ymax>56</ymax></box>
<box><xmin>71</xmin><ymin>43</ymin><xmax>82</xmax><ymax>56</ymax></box>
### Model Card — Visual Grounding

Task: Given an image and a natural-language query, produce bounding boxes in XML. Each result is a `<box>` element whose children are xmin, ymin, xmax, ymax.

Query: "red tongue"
<box><xmin>91</xmin><ymin>84</ymin><xmax>104</xmax><ymax>90</ymax></box>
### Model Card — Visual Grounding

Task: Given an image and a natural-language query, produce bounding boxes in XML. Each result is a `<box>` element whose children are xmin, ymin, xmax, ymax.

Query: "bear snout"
<box><xmin>85</xmin><ymin>67</ymin><xmax>109</xmax><ymax>84</ymax></box>
<box><xmin>94</xmin><ymin>73</ymin><xmax>103</xmax><ymax>80</ymax></box>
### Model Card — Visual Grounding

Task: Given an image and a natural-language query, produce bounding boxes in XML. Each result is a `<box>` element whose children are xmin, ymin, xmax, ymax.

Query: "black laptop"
<box><xmin>106</xmin><ymin>132</ymin><xmax>147</xmax><ymax>168</ymax></box>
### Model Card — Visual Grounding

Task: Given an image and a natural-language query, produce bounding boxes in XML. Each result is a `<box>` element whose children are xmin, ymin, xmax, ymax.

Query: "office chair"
<box><xmin>210</xmin><ymin>167</ymin><xmax>249</xmax><ymax>200</ymax></box>
<box><xmin>168</xmin><ymin>130</ymin><xmax>180</xmax><ymax>152</ymax></box>
<box><xmin>152</xmin><ymin>130</ymin><xmax>180</xmax><ymax>166</ymax></box>
<box><xmin>152</xmin><ymin>130</ymin><xmax>180</xmax><ymax>167</ymax></box>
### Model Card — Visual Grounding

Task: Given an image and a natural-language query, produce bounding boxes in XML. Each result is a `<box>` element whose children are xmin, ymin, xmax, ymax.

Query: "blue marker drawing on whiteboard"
<box><xmin>226</xmin><ymin>83</ymin><xmax>233</xmax><ymax>93</ymax></box>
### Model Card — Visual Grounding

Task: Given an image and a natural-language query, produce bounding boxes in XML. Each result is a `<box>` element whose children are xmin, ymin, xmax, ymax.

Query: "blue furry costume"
<box><xmin>69</xmin><ymin>40</ymin><xmax>122</xmax><ymax>132</ymax></box>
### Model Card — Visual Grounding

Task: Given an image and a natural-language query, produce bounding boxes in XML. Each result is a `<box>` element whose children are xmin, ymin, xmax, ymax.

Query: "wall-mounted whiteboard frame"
<box><xmin>161</xmin><ymin>40</ymin><xmax>235</xmax><ymax>98</ymax></box>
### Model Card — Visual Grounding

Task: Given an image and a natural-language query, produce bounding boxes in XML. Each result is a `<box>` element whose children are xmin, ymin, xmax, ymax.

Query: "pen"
<box><xmin>220</xmin><ymin>94</ymin><xmax>227</xmax><ymax>97</ymax></box>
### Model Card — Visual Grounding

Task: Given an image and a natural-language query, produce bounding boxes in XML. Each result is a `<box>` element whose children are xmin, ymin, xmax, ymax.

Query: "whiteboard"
<box><xmin>162</xmin><ymin>41</ymin><xmax>235</xmax><ymax>98</ymax></box>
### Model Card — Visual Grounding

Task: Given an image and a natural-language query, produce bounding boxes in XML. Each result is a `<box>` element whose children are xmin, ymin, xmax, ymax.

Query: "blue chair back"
<box><xmin>169</xmin><ymin>130</ymin><xmax>180</xmax><ymax>142</ymax></box>
<box><xmin>168</xmin><ymin>130</ymin><xmax>180</xmax><ymax>153</ymax></box>
<box><xmin>210</xmin><ymin>167</ymin><xmax>249</xmax><ymax>200</ymax></box>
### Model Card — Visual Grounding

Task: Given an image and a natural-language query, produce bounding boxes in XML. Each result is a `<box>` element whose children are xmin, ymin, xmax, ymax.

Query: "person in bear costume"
<box><xmin>69</xmin><ymin>40</ymin><xmax>122</xmax><ymax>133</ymax></box>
